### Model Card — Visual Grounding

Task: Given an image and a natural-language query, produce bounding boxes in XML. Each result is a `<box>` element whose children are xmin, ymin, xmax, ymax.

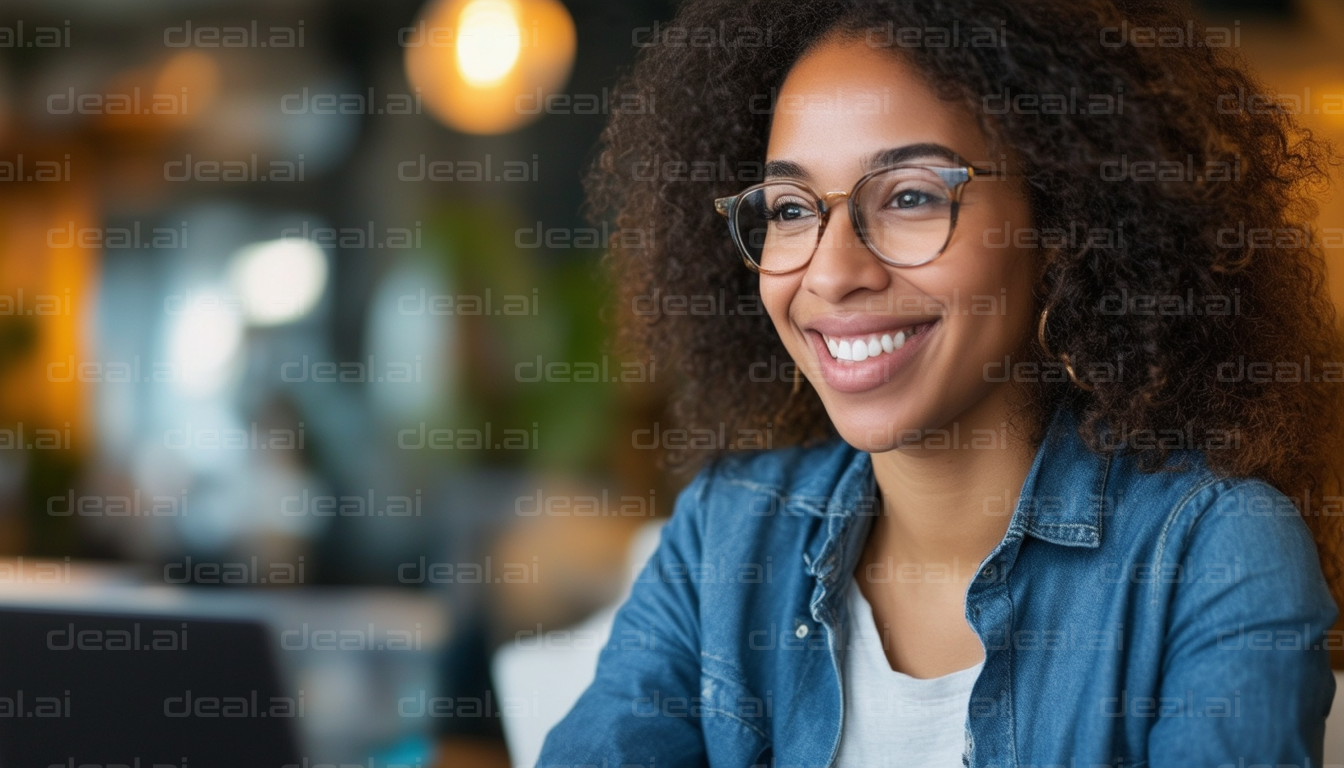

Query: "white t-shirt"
<box><xmin>833</xmin><ymin>575</ymin><xmax>984</xmax><ymax>768</ymax></box>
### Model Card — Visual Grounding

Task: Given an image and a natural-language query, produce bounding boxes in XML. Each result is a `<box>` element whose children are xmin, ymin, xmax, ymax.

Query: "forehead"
<box><xmin>765</xmin><ymin>37</ymin><xmax>985</xmax><ymax>181</ymax></box>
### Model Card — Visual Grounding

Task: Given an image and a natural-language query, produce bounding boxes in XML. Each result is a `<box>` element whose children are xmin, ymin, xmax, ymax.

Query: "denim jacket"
<box><xmin>537</xmin><ymin>405</ymin><xmax>1338</xmax><ymax>767</ymax></box>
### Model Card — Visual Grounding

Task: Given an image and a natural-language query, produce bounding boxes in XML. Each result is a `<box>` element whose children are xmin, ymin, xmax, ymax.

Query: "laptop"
<box><xmin>0</xmin><ymin>607</ymin><xmax>301</xmax><ymax>768</ymax></box>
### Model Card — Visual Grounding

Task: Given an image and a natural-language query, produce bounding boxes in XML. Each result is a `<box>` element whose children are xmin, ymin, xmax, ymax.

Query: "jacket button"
<box><xmin>795</xmin><ymin>624</ymin><xmax>809</xmax><ymax>639</ymax></box>
<box><xmin>979</xmin><ymin>564</ymin><xmax>996</xmax><ymax>580</ymax></box>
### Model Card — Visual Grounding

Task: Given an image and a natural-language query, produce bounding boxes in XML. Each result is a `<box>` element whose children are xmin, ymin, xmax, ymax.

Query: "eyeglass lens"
<box><xmin>733</xmin><ymin>166</ymin><xmax>955</xmax><ymax>271</ymax></box>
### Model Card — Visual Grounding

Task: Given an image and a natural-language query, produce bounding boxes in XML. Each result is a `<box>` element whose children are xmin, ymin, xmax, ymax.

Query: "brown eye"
<box><xmin>770</xmin><ymin>201</ymin><xmax>814</xmax><ymax>221</ymax></box>
<box><xmin>893</xmin><ymin>190</ymin><xmax>929</xmax><ymax>208</ymax></box>
<box><xmin>888</xmin><ymin>187</ymin><xmax>945</xmax><ymax>210</ymax></box>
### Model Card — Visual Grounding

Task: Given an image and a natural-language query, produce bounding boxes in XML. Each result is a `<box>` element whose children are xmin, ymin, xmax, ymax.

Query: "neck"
<box><xmin>867</xmin><ymin>385</ymin><xmax>1041</xmax><ymax>568</ymax></box>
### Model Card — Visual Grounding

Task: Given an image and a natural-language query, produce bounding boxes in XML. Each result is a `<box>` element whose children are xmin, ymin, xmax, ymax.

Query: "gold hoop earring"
<box><xmin>1037</xmin><ymin>304</ymin><xmax>1094</xmax><ymax>392</ymax></box>
<box><xmin>1036</xmin><ymin>304</ymin><xmax>1051</xmax><ymax>353</ymax></box>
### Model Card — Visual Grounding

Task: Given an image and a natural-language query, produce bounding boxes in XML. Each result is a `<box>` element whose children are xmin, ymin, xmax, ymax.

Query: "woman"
<box><xmin>540</xmin><ymin>0</ymin><xmax>1343</xmax><ymax>765</ymax></box>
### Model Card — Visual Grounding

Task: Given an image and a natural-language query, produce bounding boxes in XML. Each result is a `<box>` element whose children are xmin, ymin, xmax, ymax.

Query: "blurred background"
<box><xmin>0</xmin><ymin>0</ymin><xmax>1339</xmax><ymax>765</ymax></box>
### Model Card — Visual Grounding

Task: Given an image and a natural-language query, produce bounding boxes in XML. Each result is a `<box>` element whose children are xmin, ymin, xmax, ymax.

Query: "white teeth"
<box><xmin>821</xmin><ymin>323</ymin><xmax>930</xmax><ymax>362</ymax></box>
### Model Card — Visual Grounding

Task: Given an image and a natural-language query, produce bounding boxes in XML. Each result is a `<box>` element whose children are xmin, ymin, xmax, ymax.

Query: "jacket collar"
<box><xmin>1008</xmin><ymin>403</ymin><xmax>1113</xmax><ymax>549</ymax></box>
<box><xmin>807</xmin><ymin>403</ymin><xmax>1112</xmax><ymax>593</ymax></box>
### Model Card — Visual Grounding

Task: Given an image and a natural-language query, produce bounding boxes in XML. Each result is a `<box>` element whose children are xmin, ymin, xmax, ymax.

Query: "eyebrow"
<box><xmin>763</xmin><ymin>143</ymin><xmax>966</xmax><ymax>181</ymax></box>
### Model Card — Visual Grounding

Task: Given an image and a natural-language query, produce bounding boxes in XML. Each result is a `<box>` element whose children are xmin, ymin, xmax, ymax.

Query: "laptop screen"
<box><xmin>0</xmin><ymin>607</ymin><xmax>300</xmax><ymax>768</ymax></box>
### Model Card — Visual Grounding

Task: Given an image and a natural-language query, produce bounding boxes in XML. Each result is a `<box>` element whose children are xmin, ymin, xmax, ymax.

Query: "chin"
<box><xmin>821</xmin><ymin>399</ymin><xmax>934</xmax><ymax>453</ymax></box>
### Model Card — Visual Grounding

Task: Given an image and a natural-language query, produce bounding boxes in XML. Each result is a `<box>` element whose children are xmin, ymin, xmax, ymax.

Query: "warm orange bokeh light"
<box><xmin>154</xmin><ymin>50</ymin><xmax>222</xmax><ymax>124</ymax></box>
<box><xmin>96</xmin><ymin>51</ymin><xmax>220</xmax><ymax>134</ymax></box>
<box><xmin>404</xmin><ymin>0</ymin><xmax>576</xmax><ymax>135</ymax></box>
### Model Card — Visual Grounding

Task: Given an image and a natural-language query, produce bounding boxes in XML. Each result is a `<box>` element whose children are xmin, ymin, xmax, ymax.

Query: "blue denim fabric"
<box><xmin>537</xmin><ymin>405</ymin><xmax>1338</xmax><ymax>767</ymax></box>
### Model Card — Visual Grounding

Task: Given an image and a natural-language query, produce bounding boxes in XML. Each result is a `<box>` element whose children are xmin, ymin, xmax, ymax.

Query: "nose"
<box><xmin>799</xmin><ymin>202</ymin><xmax>891</xmax><ymax>304</ymax></box>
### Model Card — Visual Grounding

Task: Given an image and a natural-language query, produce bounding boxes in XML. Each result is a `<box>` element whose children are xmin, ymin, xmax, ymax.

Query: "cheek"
<box><xmin>945</xmin><ymin>253</ymin><xmax>1037</xmax><ymax>349</ymax></box>
<box><xmin>913</xmin><ymin>249</ymin><xmax>1036</xmax><ymax>347</ymax></box>
<box><xmin>758</xmin><ymin>276</ymin><xmax>801</xmax><ymax>340</ymax></box>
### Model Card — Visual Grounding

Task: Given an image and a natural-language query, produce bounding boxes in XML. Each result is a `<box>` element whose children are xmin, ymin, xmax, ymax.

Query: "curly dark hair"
<box><xmin>587</xmin><ymin>0</ymin><xmax>1344</xmax><ymax>607</ymax></box>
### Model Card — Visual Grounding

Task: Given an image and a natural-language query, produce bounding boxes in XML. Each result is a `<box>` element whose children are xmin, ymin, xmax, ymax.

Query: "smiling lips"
<box><xmin>819</xmin><ymin>321</ymin><xmax>937</xmax><ymax>362</ymax></box>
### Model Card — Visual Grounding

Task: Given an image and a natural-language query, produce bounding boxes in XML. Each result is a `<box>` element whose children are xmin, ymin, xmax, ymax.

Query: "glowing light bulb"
<box><xmin>455</xmin><ymin>0</ymin><xmax>522</xmax><ymax>87</ymax></box>
<box><xmin>405</xmin><ymin>0</ymin><xmax>575</xmax><ymax>134</ymax></box>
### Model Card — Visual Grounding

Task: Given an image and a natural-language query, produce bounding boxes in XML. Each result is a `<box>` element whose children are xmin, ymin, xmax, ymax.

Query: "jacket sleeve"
<box><xmin>535</xmin><ymin>466</ymin><xmax>713</xmax><ymax>768</ymax></box>
<box><xmin>1146</xmin><ymin>479</ymin><xmax>1338</xmax><ymax>767</ymax></box>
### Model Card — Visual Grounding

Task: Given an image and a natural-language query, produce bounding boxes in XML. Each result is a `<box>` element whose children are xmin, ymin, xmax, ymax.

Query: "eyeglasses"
<box><xmin>713</xmin><ymin>163</ymin><xmax>1006</xmax><ymax>274</ymax></box>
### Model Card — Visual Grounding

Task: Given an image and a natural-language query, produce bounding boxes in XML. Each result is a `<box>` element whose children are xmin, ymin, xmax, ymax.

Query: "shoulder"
<box><xmin>711</xmin><ymin>437</ymin><xmax>862</xmax><ymax>497</ymax></box>
<box><xmin>657</xmin><ymin>438</ymin><xmax>864</xmax><ymax>552</ymax></box>
<box><xmin>1104</xmin><ymin>449</ymin><xmax>1334</xmax><ymax>621</ymax></box>
<box><xmin>1166</xmin><ymin>472</ymin><xmax>1325</xmax><ymax>584</ymax></box>
<box><xmin>1109</xmin><ymin>450</ymin><xmax>1315</xmax><ymax>559</ymax></box>
<box><xmin>677</xmin><ymin>437</ymin><xmax>863</xmax><ymax>518</ymax></box>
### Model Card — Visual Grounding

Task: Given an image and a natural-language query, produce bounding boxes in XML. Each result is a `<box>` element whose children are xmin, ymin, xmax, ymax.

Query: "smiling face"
<box><xmin>759</xmin><ymin>36</ymin><xmax>1039</xmax><ymax>452</ymax></box>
